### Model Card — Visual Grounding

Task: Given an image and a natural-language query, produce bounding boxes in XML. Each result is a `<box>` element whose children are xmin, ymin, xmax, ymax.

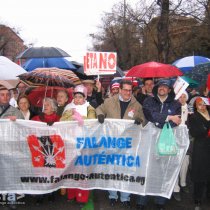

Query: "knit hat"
<box><xmin>74</xmin><ymin>85</ymin><xmax>87</xmax><ymax>99</ymax></box>
<box><xmin>111</xmin><ymin>82</ymin><xmax>120</xmax><ymax>90</ymax></box>
<box><xmin>181</xmin><ymin>91</ymin><xmax>189</xmax><ymax>101</ymax></box>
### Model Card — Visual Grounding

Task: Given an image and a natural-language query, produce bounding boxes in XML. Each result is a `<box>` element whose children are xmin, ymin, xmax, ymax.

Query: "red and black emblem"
<box><xmin>27</xmin><ymin>135</ymin><xmax>65</xmax><ymax>168</ymax></box>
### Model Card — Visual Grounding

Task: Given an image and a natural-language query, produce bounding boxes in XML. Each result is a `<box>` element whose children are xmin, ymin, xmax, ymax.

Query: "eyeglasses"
<box><xmin>121</xmin><ymin>89</ymin><xmax>132</xmax><ymax>92</ymax></box>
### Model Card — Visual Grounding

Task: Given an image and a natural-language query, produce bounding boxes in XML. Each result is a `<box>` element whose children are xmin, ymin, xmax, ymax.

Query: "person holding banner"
<box><xmin>0</xmin><ymin>84</ymin><xmax>24</xmax><ymax>120</ymax></box>
<box><xmin>96</xmin><ymin>79</ymin><xmax>145</xmax><ymax>208</ymax></box>
<box><xmin>31</xmin><ymin>98</ymin><xmax>60</xmax><ymax>204</ymax></box>
<box><xmin>17</xmin><ymin>95</ymin><xmax>35</xmax><ymax>120</ymax></box>
<box><xmin>0</xmin><ymin>83</ymin><xmax>24</xmax><ymax>210</ymax></box>
<box><xmin>139</xmin><ymin>79</ymin><xmax>181</xmax><ymax>210</ymax></box>
<box><xmin>188</xmin><ymin>97</ymin><xmax>210</xmax><ymax>210</ymax></box>
<box><xmin>60</xmin><ymin>84</ymin><xmax>96</xmax><ymax>205</ymax></box>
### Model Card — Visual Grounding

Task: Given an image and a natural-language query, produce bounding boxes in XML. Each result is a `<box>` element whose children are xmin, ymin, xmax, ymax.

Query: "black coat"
<box><xmin>143</xmin><ymin>87</ymin><xmax>181</xmax><ymax>128</ymax></box>
<box><xmin>87</xmin><ymin>90</ymin><xmax>103</xmax><ymax>109</ymax></box>
<box><xmin>189</xmin><ymin>111</ymin><xmax>210</xmax><ymax>182</ymax></box>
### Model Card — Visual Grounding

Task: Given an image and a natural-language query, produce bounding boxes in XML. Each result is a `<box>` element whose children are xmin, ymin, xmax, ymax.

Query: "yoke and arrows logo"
<box><xmin>27</xmin><ymin>135</ymin><xmax>65</xmax><ymax>168</ymax></box>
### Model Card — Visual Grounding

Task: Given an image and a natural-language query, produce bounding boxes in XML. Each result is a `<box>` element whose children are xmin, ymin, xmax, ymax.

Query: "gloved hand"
<box><xmin>134</xmin><ymin>119</ymin><xmax>141</xmax><ymax>125</ymax></box>
<box><xmin>98</xmin><ymin>114</ymin><xmax>105</xmax><ymax>124</ymax></box>
<box><xmin>47</xmin><ymin>121</ymin><xmax>54</xmax><ymax>126</ymax></box>
<box><xmin>72</xmin><ymin>109</ymin><xmax>84</xmax><ymax>126</ymax></box>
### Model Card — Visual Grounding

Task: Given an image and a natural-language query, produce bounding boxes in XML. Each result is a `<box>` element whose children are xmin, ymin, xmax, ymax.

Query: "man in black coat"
<box><xmin>136</xmin><ymin>79</ymin><xmax>181</xmax><ymax>210</ymax></box>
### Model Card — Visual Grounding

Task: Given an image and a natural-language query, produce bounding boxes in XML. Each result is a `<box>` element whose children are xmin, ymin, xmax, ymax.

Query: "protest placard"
<box><xmin>84</xmin><ymin>52</ymin><xmax>117</xmax><ymax>75</ymax></box>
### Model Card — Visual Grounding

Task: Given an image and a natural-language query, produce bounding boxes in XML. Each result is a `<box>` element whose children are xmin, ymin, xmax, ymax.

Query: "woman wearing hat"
<box><xmin>172</xmin><ymin>91</ymin><xmax>190</xmax><ymax>202</ymax></box>
<box><xmin>60</xmin><ymin>84</ymin><xmax>96</xmax><ymax>205</ymax></box>
<box><xmin>188</xmin><ymin>97</ymin><xmax>210</xmax><ymax>210</ymax></box>
<box><xmin>61</xmin><ymin>84</ymin><xmax>96</xmax><ymax>122</ymax></box>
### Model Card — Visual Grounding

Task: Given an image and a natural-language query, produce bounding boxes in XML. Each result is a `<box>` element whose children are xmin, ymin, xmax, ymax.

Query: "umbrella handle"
<box><xmin>42</xmin><ymin>79</ymin><xmax>49</xmax><ymax>112</ymax></box>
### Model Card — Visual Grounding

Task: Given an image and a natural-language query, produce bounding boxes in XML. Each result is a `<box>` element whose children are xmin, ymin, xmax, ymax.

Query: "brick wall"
<box><xmin>0</xmin><ymin>25</ymin><xmax>26</xmax><ymax>62</ymax></box>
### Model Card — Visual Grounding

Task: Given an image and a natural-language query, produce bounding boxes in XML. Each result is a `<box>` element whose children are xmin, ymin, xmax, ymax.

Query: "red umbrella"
<box><xmin>208</xmin><ymin>74</ymin><xmax>210</xmax><ymax>91</ymax></box>
<box><xmin>27</xmin><ymin>86</ymin><xmax>73</xmax><ymax>107</ymax></box>
<box><xmin>126</xmin><ymin>61</ymin><xmax>183</xmax><ymax>78</ymax></box>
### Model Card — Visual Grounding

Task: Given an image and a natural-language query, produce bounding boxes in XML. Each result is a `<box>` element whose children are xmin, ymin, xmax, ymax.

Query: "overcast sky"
<box><xmin>0</xmin><ymin>0</ymin><xmax>141</xmax><ymax>63</ymax></box>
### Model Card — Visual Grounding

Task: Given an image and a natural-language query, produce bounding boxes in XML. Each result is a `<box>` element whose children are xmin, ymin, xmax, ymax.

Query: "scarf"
<box><xmin>198</xmin><ymin>110</ymin><xmax>210</xmax><ymax>121</ymax></box>
<box><xmin>181</xmin><ymin>104</ymin><xmax>188</xmax><ymax>124</ymax></box>
<box><xmin>64</xmin><ymin>101</ymin><xmax>90</xmax><ymax>117</ymax></box>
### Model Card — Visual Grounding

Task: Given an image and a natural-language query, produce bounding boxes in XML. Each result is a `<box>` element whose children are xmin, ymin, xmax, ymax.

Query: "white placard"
<box><xmin>173</xmin><ymin>76</ymin><xmax>189</xmax><ymax>100</ymax></box>
<box><xmin>84</xmin><ymin>52</ymin><xmax>117</xmax><ymax>75</ymax></box>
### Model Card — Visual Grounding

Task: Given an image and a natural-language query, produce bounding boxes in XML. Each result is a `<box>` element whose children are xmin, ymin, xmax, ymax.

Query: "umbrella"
<box><xmin>0</xmin><ymin>80</ymin><xmax>18</xmax><ymax>90</ymax></box>
<box><xmin>75</xmin><ymin>65</ymin><xmax>125</xmax><ymax>83</ymax></box>
<box><xmin>27</xmin><ymin>86</ymin><xmax>73</xmax><ymax>107</ymax></box>
<box><xmin>172</xmin><ymin>56</ymin><xmax>210</xmax><ymax>73</ymax></box>
<box><xmin>181</xmin><ymin>76</ymin><xmax>199</xmax><ymax>88</ymax></box>
<box><xmin>126</xmin><ymin>61</ymin><xmax>183</xmax><ymax>78</ymax></box>
<box><xmin>186</xmin><ymin>62</ymin><xmax>210</xmax><ymax>84</ymax></box>
<box><xmin>16</xmin><ymin>47</ymin><xmax>70</xmax><ymax>59</ymax></box>
<box><xmin>22</xmin><ymin>57</ymin><xmax>76</xmax><ymax>71</ymax></box>
<box><xmin>76</xmin><ymin>66</ymin><xmax>124</xmax><ymax>77</ymax></box>
<box><xmin>17</xmin><ymin>67</ymin><xmax>81</xmax><ymax>88</ymax></box>
<box><xmin>0</xmin><ymin>56</ymin><xmax>26</xmax><ymax>80</ymax></box>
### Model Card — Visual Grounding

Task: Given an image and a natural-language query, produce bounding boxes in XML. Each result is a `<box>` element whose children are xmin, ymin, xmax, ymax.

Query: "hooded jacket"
<box><xmin>143</xmin><ymin>83</ymin><xmax>181</xmax><ymax>128</ymax></box>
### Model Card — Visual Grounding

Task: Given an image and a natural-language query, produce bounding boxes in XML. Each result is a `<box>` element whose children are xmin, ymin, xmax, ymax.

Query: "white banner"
<box><xmin>0</xmin><ymin>119</ymin><xmax>189</xmax><ymax>198</ymax></box>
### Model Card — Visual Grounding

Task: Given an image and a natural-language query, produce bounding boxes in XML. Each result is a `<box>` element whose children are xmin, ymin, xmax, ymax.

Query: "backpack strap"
<box><xmin>0</xmin><ymin>105</ymin><xmax>11</xmax><ymax>117</ymax></box>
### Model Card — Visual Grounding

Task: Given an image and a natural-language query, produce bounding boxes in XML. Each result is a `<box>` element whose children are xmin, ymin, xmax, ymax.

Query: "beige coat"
<box><xmin>60</xmin><ymin>105</ymin><xmax>96</xmax><ymax>121</ymax></box>
<box><xmin>96</xmin><ymin>94</ymin><xmax>146</xmax><ymax>125</ymax></box>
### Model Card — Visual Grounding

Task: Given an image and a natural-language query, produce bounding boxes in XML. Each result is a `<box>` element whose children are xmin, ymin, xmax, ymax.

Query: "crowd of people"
<box><xmin>0</xmin><ymin>77</ymin><xmax>210</xmax><ymax>210</ymax></box>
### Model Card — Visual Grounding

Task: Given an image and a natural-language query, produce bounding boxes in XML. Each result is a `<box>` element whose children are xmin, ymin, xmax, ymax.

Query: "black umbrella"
<box><xmin>16</xmin><ymin>47</ymin><xmax>70</xmax><ymax>59</ymax></box>
<box><xmin>75</xmin><ymin>66</ymin><xmax>124</xmax><ymax>77</ymax></box>
<box><xmin>186</xmin><ymin>62</ymin><xmax>210</xmax><ymax>84</ymax></box>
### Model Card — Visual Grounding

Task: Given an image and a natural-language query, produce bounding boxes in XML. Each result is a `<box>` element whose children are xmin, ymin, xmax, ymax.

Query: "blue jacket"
<box><xmin>143</xmin><ymin>86</ymin><xmax>181</xmax><ymax>128</ymax></box>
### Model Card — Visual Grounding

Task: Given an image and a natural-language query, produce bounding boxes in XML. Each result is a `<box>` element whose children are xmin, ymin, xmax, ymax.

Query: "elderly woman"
<box><xmin>189</xmin><ymin>97</ymin><xmax>210</xmax><ymax>210</ymax></box>
<box><xmin>60</xmin><ymin>84</ymin><xmax>96</xmax><ymax>204</ymax></box>
<box><xmin>31</xmin><ymin>98</ymin><xmax>60</xmax><ymax>204</ymax></box>
<box><xmin>32</xmin><ymin>97</ymin><xmax>60</xmax><ymax>124</ymax></box>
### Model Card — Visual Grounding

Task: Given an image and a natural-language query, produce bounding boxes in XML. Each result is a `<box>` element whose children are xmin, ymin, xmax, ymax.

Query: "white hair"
<box><xmin>44</xmin><ymin>98</ymin><xmax>58</xmax><ymax>112</ymax></box>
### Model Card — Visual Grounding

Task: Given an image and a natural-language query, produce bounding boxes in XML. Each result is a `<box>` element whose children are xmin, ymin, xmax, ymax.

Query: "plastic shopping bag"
<box><xmin>157</xmin><ymin>122</ymin><xmax>178</xmax><ymax>156</ymax></box>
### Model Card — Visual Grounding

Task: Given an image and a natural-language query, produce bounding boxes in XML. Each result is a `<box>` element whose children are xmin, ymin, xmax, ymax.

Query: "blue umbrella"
<box><xmin>172</xmin><ymin>56</ymin><xmax>210</xmax><ymax>73</ymax></box>
<box><xmin>22</xmin><ymin>57</ymin><xmax>76</xmax><ymax>71</ymax></box>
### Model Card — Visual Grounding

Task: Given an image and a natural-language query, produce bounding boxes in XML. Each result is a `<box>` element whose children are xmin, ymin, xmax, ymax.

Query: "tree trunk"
<box><xmin>157</xmin><ymin>0</ymin><xmax>170</xmax><ymax>63</ymax></box>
